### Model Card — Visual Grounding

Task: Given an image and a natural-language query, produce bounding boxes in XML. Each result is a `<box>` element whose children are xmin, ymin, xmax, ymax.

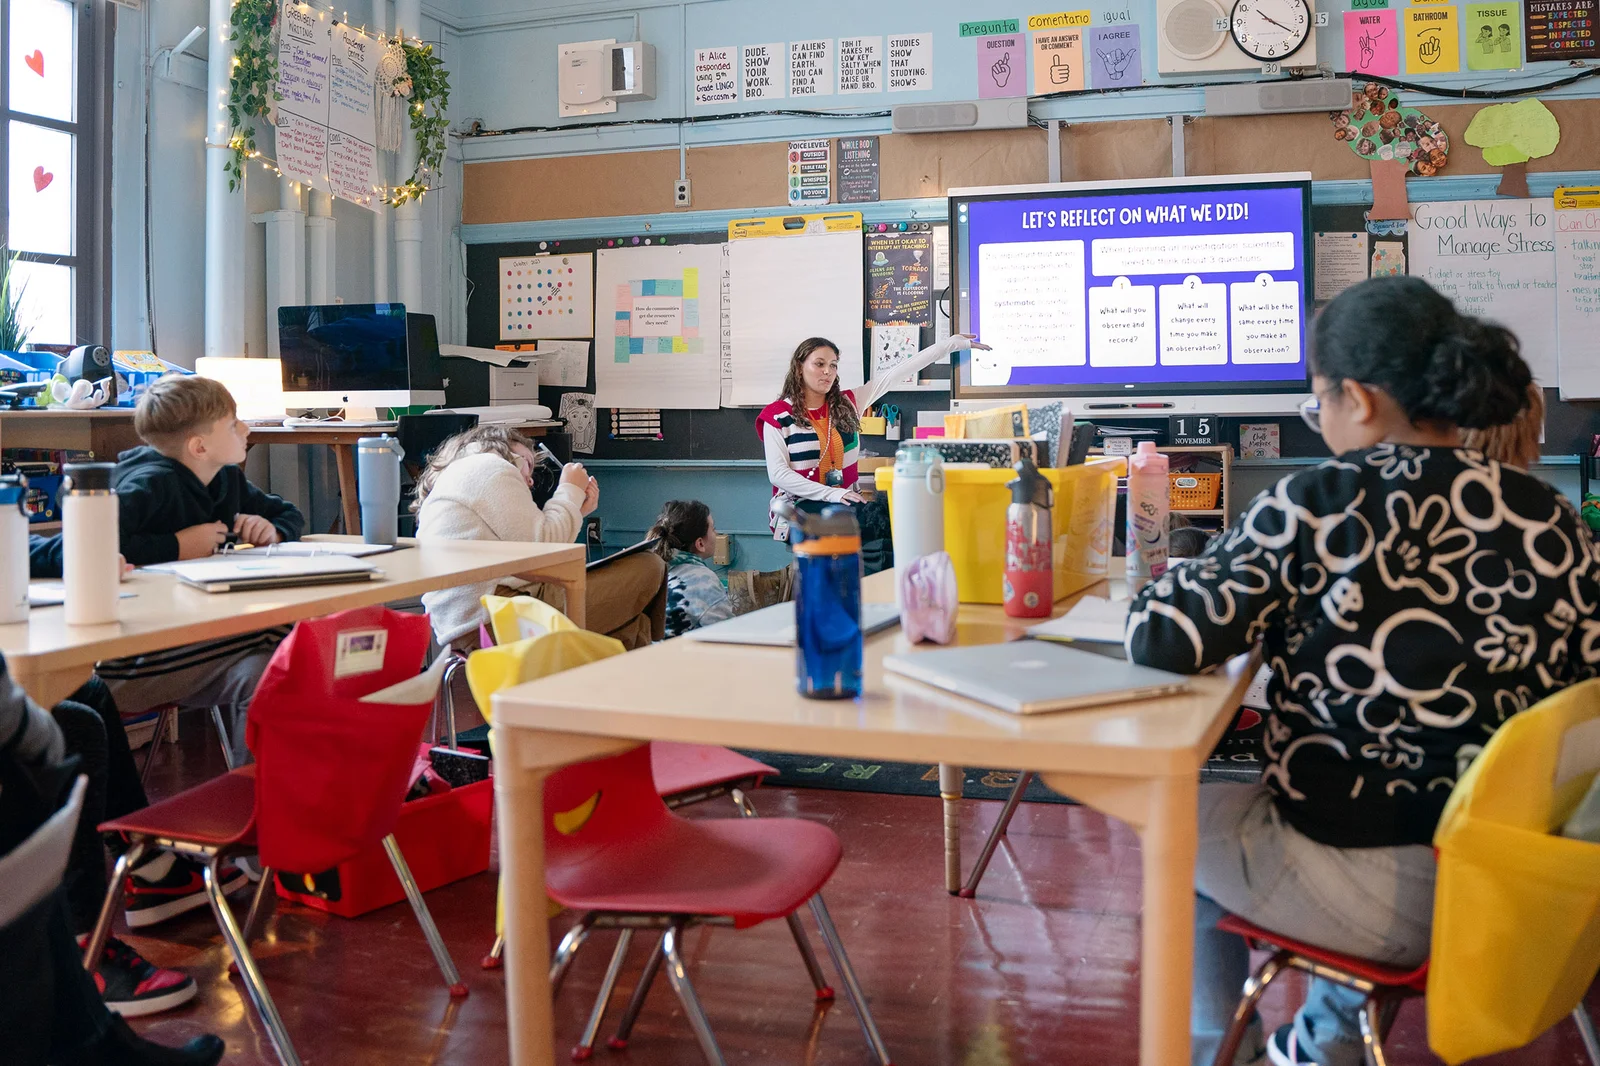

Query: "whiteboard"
<box><xmin>1557</xmin><ymin>207</ymin><xmax>1600</xmax><ymax>400</ymax></box>
<box><xmin>593</xmin><ymin>244</ymin><xmax>724</xmax><ymax>409</ymax></box>
<box><xmin>728</xmin><ymin>230</ymin><xmax>865</xmax><ymax>407</ymax></box>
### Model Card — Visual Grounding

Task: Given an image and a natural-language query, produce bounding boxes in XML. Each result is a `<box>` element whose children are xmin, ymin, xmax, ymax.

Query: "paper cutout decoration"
<box><xmin>1344</xmin><ymin>9</ymin><xmax>1400</xmax><ymax>76</ymax></box>
<box><xmin>1405</xmin><ymin>4</ymin><xmax>1461</xmax><ymax>73</ymax></box>
<box><xmin>1369</xmin><ymin>158</ymin><xmax>1413</xmax><ymax>220</ymax></box>
<box><xmin>1466</xmin><ymin>3</ymin><xmax>1523</xmax><ymax>70</ymax></box>
<box><xmin>1464</xmin><ymin>98</ymin><xmax>1560</xmax><ymax>198</ymax></box>
<box><xmin>24</xmin><ymin>49</ymin><xmax>42</xmax><ymax>76</ymax></box>
<box><xmin>1332</xmin><ymin>82</ymin><xmax>1450</xmax><ymax>177</ymax></box>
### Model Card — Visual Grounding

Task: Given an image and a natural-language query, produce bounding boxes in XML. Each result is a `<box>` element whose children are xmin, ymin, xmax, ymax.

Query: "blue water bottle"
<box><xmin>779</xmin><ymin>501</ymin><xmax>864</xmax><ymax>699</ymax></box>
<box><xmin>356</xmin><ymin>435</ymin><xmax>405</xmax><ymax>545</ymax></box>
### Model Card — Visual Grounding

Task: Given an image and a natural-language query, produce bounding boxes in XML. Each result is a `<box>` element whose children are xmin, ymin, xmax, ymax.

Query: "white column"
<box><xmin>204</xmin><ymin>0</ymin><xmax>246</xmax><ymax>359</ymax></box>
<box><xmin>371</xmin><ymin>0</ymin><xmax>390</xmax><ymax>303</ymax></box>
<box><xmin>254</xmin><ymin>181</ymin><xmax>306</xmax><ymax>356</ymax></box>
<box><xmin>394</xmin><ymin>0</ymin><xmax>424</xmax><ymax>312</ymax></box>
<box><xmin>306</xmin><ymin>189</ymin><xmax>336</xmax><ymax>302</ymax></box>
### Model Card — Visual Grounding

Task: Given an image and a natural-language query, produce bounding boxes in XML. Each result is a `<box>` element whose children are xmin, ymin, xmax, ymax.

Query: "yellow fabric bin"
<box><xmin>874</xmin><ymin>457</ymin><xmax>1124</xmax><ymax>605</ymax></box>
<box><xmin>1428</xmin><ymin>678</ymin><xmax>1600</xmax><ymax>1064</ymax></box>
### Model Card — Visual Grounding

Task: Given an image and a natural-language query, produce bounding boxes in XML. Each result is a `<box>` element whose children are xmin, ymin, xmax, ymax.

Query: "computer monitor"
<box><xmin>277</xmin><ymin>303</ymin><xmax>447</xmax><ymax>410</ymax></box>
<box><xmin>948</xmin><ymin>172</ymin><xmax>1313</xmax><ymax>416</ymax></box>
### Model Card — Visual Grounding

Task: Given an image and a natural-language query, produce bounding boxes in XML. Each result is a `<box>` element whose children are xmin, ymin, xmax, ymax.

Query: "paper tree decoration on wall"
<box><xmin>1331</xmin><ymin>82</ymin><xmax>1450</xmax><ymax>177</ymax></box>
<box><xmin>1463</xmin><ymin>99</ymin><xmax>1560</xmax><ymax>198</ymax></box>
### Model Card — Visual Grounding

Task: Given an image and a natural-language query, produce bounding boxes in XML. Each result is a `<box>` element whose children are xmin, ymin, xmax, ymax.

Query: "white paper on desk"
<box><xmin>535</xmin><ymin>340</ymin><xmax>590</xmax><ymax>388</ymax></box>
<box><xmin>1027</xmin><ymin>596</ymin><xmax>1129</xmax><ymax>644</ymax></box>
<box><xmin>226</xmin><ymin>542</ymin><xmax>399</xmax><ymax>559</ymax></box>
<box><xmin>27</xmin><ymin>583</ymin><xmax>135</xmax><ymax>606</ymax></box>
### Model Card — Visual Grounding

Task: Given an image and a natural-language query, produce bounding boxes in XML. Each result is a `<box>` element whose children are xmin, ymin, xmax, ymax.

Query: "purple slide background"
<box><xmin>960</xmin><ymin>185</ymin><xmax>1308</xmax><ymax>387</ymax></box>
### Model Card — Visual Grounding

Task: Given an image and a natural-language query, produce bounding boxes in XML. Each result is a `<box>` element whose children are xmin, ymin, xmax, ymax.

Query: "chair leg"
<box><xmin>1210</xmin><ymin>951</ymin><xmax>1289</xmax><ymax>1066</ymax></box>
<box><xmin>662</xmin><ymin>920</ymin><xmax>728</xmax><ymax>1066</ymax></box>
<box><xmin>382</xmin><ymin>834</ymin><xmax>467</xmax><ymax>997</ymax></box>
<box><xmin>609</xmin><ymin>932</ymin><xmax>666</xmax><ymax>1051</ymax></box>
<box><xmin>83</xmin><ymin>841</ymin><xmax>146</xmax><ymax>969</ymax></box>
<box><xmin>438</xmin><ymin>654</ymin><xmax>466</xmax><ymax>749</ymax></box>
<box><xmin>958</xmin><ymin>771</ymin><xmax>1034</xmax><ymax>899</ymax></box>
<box><xmin>138</xmin><ymin>707</ymin><xmax>175</xmax><ymax>789</ymax></box>
<box><xmin>785</xmin><ymin>911</ymin><xmax>834</xmax><ymax>1001</ymax></box>
<box><xmin>1575</xmin><ymin>1004</ymin><xmax>1600</xmax><ymax>1066</ymax></box>
<box><xmin>1358</xmin><ymin>996</ymin><xmax>1389</xmax><ymax>1066</ymax></box>
<box><xmin>808</xmin><ymin>894</ymin><xmax>894</xmax><ymax>1066</ymax></box>
<box><xmin>209</xmin><ymin>705</ymin><xmax>235</xmax><ymax>771</ymax></box>
<box><xmin>205</xmin><ymin>857</ymin><xmax>302</xmax><ymax>1066</ymax></box>
<box><xmin>549</xmin><ymin>916</ymin><xmax>593</xmax><ymax>997</ymax></box>
<box><xmin>483</xmin><ymin>933</ymin><xmax>505</xmax><ymax>970</ymax></box>
<box><xmin>240</xmin><ymin>866</ymin><xmax>276</xmax><ymax>945</ymax></box>
<box><xmin>731</xmin><ymin>787</ymin><xmax>757</xmax><ymax>818</ymax></box>
<box><xmin>572</xmin><ymin>929</ymin><xmax>633</xmax><ymax>1062</ymax></box>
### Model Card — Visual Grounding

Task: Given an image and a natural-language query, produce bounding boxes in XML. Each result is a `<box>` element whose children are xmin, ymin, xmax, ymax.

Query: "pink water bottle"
<box><xmin>1126</xmin><ymin>441</ymin><xmax>1170</xmax><ymax>586</ymax></box>
<box><xmin>1004</xmin><ymin>458</ymin><xmax>1054</xmax><ymax>618</ymax></box>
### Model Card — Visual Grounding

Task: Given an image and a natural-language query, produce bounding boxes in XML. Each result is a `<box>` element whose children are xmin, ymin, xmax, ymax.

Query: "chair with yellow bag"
<box><xmin>1209</xmin><ymin>678</ymin><xmax>1600</xmax><ymax>1066</ymax></box>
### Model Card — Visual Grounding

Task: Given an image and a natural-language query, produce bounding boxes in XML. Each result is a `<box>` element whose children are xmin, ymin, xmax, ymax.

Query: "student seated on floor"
<box><xmin>648</xmin><ymin>500</ymin><xmax>733</xmax><ymax>638</ymax></box>
<box><xmin>1124</xmin><ymin>276</ymin><xmax>1600</xmax><ymax>1066</ymax></box>
<box><xmin>414</xmin><ymin>424</ymin><xmax>665</xmax><ymax>651</ymax></box>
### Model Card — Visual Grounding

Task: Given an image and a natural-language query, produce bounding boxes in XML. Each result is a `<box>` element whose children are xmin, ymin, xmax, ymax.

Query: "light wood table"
<box><xmin>2</xmin><ymin>537</ymin><xmax>586</xmax><ymax>707</ymax></box>
<box><xmin>0</xmin><ymin>408</ymin><xmax>141</xmax><ymax>458</ymax></box>
<box><xmin>246</xmin><ymin>419</ymin><xmax>561</xmax><ymax>535</ymax></box>
<box><xmin>490</xmin><ymin>568</ymin><xmax>1256</xmax><ymax>1066</ymax></box>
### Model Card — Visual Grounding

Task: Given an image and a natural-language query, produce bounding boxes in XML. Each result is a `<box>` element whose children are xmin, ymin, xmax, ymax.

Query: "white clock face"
<box><xmin>1230</xmin><ymin>0</ymin><xmax>1311</xmax><ymax>61</ymax></box>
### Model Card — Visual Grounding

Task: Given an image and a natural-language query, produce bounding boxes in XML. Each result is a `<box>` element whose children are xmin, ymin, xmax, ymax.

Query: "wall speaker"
<box><xmin>891</xmin><ymin>98</ymin><xmax>1028</xmax><ymax>134</ymax></box>
<box><xmin>1204</xmin><ymin>77</ymin><xmax>1353</xmax><ymax>116</ymax></box>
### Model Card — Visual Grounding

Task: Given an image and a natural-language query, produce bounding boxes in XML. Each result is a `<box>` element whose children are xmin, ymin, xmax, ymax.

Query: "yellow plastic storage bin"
<box><xmin>875</xmin><ymin>457</ymin><xmax>1125</xmax><ymax>605</ymax></box>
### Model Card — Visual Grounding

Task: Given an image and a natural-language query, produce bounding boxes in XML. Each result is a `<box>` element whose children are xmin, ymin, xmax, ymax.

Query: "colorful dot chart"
<box><xmin>499</xmin><ymin>252</ymin><xmax>595</xmax><ymax>341</ymax></box>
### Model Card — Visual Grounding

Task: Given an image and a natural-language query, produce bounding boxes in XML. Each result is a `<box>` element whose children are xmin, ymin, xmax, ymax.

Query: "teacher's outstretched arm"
<box><xmin>851</xmin><ymin>334</ymin><xmax>990</xmax><ymax>414</ymax></box>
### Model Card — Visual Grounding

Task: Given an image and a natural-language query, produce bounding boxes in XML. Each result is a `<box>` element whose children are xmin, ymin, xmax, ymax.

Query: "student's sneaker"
<box><xmin>79</xmin><ymin>935</ymin><xmax>198</xmax><ymax>1017</ymax></box>
<box><xmin>124</xmin><ymin>852</ymin><xmax>249</xmax><ymax>928</ymax></box>
<box><xmin>1266</xmin><ymin>1024</ymin><xmax>1321</xmax><ymax>1066</ymax></box>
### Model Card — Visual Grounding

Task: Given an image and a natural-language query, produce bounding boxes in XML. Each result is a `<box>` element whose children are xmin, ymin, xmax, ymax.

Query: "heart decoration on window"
<box><xmin>23</xmin><ymin>50</ymin><xmax>42</xmax><ymax>77</ymax></box>
<box><xmin>32</xmin><ymin>166</ymin><xmax>52</xmax><ymax>193</ymax></box>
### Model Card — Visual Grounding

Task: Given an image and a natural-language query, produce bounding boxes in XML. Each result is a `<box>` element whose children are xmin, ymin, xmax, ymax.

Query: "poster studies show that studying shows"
<box><xmin>951</xmin><ymin>176</ymin><xmax>1311</xmax><ymax>396</ymax></box>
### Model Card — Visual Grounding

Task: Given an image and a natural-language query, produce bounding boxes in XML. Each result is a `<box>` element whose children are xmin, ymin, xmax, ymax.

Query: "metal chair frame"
<box><xmin>137</xmin><ymin>704</ymin><xmax>234</xmax><ymax>788</ymax></box>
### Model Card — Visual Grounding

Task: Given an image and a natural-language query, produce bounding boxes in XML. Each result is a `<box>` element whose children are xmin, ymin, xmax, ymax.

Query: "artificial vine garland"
<box><xmin>386</xmin><ymin>41</ymin><xmax>451</xmax><ymax>206</ymax></box>
<box><xmin>226</xmin><ymin>0</ymin><xmax>280</xmax><ymax>191</ymax></box>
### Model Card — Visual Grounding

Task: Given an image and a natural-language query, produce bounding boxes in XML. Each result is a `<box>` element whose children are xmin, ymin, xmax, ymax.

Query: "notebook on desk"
<box><xmin>687</xmin><ymin>601</ymin><xmax>901</xmax><ymax>647</ymax></box>
<box><xmin>150</xmin><ymin>555</ymin><xmax>383</xmax><ymax>593</ymax></box>
<box><xmin>884</xmin><ymin>640</ymin><xmax>1190</xmax><ymax>715</ymax></box>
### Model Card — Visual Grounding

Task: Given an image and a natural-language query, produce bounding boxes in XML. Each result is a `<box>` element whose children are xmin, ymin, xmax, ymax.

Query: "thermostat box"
<box><xmin>489</xmin><ymin>365</ymin><xmax>541</xmax><ymax>404</ymax></box>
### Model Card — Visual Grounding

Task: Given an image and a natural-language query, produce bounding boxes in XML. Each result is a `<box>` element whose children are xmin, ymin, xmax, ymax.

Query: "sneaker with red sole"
<box><xmin>124</xmin><ymin>854</ymin><xmax>249</xmax><ymax>928</ymax></box>
<box><xmin>79</xmin><ymin>935</ymin><xmax>198</xmax><ymax>1017</ymax></box>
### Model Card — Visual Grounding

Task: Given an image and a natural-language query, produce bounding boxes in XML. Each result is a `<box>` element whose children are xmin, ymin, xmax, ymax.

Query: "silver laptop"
<box><xmin>884</xmin><ymin>640</ymin><xmax>1191</xmax><ymax>715</ymax></box>
<box><xmin>687</xmin><ymin>601</ymin><xmax>900</xmax><ymax>647</ymax></box>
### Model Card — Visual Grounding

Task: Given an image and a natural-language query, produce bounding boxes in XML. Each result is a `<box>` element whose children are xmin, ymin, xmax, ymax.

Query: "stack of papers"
<box><xmin>1027</xmin><ymin>596</ymin><xmax>1129</xmax><ymax>644</ymax></box>
<box><xmin>225</xmin><ymin>542</ymin><xmax>401</xmax><ymax>559</ymax></box>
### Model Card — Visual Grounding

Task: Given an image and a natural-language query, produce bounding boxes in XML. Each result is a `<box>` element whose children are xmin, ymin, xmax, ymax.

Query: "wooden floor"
<box><xmin>123</xmin><ymin>715</ymin><xmax>1599</xmax><ymax>1066</ymax></box>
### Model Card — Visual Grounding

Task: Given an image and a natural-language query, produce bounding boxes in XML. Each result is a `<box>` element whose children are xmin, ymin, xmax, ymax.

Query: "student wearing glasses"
<box><xmin>1125</xmin><ymin>276</ymin><xmax>1600</xmax><ymax>1066</ymax></box>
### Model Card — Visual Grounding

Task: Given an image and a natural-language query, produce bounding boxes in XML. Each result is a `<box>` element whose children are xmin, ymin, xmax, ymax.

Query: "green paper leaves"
<box><xmin>1464</xmin><ymin>98</ymin><xmax>1560</xmax><ymax>167</ymax></box>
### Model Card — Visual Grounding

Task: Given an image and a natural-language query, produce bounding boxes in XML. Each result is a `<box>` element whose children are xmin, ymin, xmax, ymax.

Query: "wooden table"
<box><xmin>490</xmin><ymin>568</ymin><xmax>1256</xmax><ymax>1066</ymax></box>
<box><xmin>246</xmin><ymin>419</ymin><xmax>560</xmax><ymax>536</ymax></box>
<box><xmin>0</xmin><ymin>408</ymin><xmax>141</xmax><ymax>458</ymax></box>
<box><xmin>2</xmin><ymin>537</ymin><xmax>586</xmax><ymax>708</ymax></box>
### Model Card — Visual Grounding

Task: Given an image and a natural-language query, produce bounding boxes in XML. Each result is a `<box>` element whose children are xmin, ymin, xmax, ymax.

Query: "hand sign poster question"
<box><xmin>978</xmin><ymin>34</ymin><xmax>1027</xmax><ymax>97</ymax></box>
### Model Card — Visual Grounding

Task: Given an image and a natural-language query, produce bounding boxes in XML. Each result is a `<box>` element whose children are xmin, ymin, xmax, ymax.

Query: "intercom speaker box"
<box><xmin>1158</xmin><ymin>0</ymin><xmax>1322</xmax><ymax>73</ymax></box>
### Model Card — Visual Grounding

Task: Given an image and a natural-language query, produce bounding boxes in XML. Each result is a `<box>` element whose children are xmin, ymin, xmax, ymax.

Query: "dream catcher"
<box><xmin>375</xmin><ymin>37</ymin><xmax>410</xmax><ymax>152</ymax></box>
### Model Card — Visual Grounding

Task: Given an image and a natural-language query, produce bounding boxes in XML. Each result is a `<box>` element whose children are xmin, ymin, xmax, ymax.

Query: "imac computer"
<box><xmin>277</xmin><ymin>303</ymin><xmax>447</xmax><ymax>413</ymax></box>
<box><xmin>948</xmin><ymin>172</ymin><xmax>1313</xmax><ymax>416</ymax></box>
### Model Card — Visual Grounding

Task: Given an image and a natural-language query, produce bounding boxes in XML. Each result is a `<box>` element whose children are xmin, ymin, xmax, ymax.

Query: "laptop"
<box><xmin>687</xmin><ymin>601</ymin><xmax>901</xmax><ymax>647</ymax></box>
<box><xmin>884</xmin><ymin>640</ymin><xmax>1191</xmax><ymax>715</ymax></box>
<box><xmin>158</xmin><ymin>555</ymin><xmax>383</xmax><ymax>594</ymax></box>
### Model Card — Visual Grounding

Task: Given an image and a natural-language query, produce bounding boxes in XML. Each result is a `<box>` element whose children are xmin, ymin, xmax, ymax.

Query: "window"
<box><xmin>2</xmin><ymin>0</ymin><xmax>107</xmax><ymax>347</ymax></box>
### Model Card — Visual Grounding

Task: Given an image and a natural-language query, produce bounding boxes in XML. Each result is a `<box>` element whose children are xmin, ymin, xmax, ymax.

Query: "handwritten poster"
<box><xmin>1556</xmin><ymin>205</ymin><xmax>1600</xmax><ymax>398</ymax></box>
<box><xmin>499</xmin><ymin>253</ymin><xmax>595</xmax><ymax>341</ymax></box>
<box><xmin>789</xmin><ymin>39</ymin><xmax>834</xmax><ymax>96</ymax></box>
<box><xmin>1032</xmin><ymin>28</ymin><xmax>1086</xmax><ymax>93</ymax></box>
<box><xmin>1526</xmin><ymin>0</ymin><xmax>1598</xmax><ymax>59</ymax></box>
<box><xmin>273</xmin><ymin>5</ymin><xmax>380</xmax><ymax>211</ymax></box>
<box><xmin>1314</xmin><ymin>231</ymin><xmax>1368</xmax><ymax>301</ymax></box>
<box><xmin>1344</xmin><ymin>9</ymin><xmax>1400</xmax><ymax>75</ymax></box>
<box><xmin>1467</xmin><ymin>3</ymin><xmax>1523</xmax><ymax>68</ymax></box>
<box><xmin>1406</xmin><ymin>5</ymin><xmax>1461</xmax><ymax>73</ymax></box>
<box><xmin>887</xmin><ymin>33</ymin><xmax>934</xmax><ymax>91</ymax></box>
<box><xmin>1090</xmin><ymin>25</ymin><xmax>1142</xmax><ymax>88</ymax></box>
<box><xmin>865</xmin><ymin>231</ymin><xmax>934</xmax><ymax>327</ymax></box>
<box><xmin>837</xmin><ymin>36</ymin><xmax>883</xmax><ymax>93</ymax></box>
<box><xmin>741</xmin><ymin>42</ymin><xmax>786</xmax><ymax>99</ymax></box>
<box><xmin>1410</xmin><ymin>198</ymin><xmax>1557</xmax><ymax>383</ymax></box>
<box><xmin>978</xmin><ymin>34</ymin><xmax>1027</xmax><ymax>98</ymax></box>
<box><xmin>694</xmin><ymin>47</ymin><xmax>738</xmax><ymax>106</ymax></box>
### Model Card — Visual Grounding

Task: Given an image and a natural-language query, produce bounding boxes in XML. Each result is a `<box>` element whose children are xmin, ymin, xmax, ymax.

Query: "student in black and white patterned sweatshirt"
<box><xmin>1126</xmin><ymin>276</ymin><xmax>1600</xmax><ymax>1066</ymax></box>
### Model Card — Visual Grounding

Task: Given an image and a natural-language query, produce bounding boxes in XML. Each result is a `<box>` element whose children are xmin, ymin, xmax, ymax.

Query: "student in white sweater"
<box><xmin>415</xmin><ymin>426</ymin><xmax>666</xmax><ymax>650</ymax></box>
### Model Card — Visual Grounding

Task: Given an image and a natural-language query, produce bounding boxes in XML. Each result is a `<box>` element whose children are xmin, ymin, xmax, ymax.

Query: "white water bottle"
<box><xmin>0</xmin><ymin>474</ymin><xmax>29</xmax><ymax>624</ymax></box>
<box><xmin>62</xmin><ymin>462</ymin><xmax>120</xmax><ymax>626</ymax></box>
<box><xmin>1125</xmin><ymin>441</ymin><xmax>1170</xmax><ymax>587</ymax></box>
<box><xmin>891</xmin><ymin>443</ymin><xmax>945</xmax><ymax>605</ymax></box>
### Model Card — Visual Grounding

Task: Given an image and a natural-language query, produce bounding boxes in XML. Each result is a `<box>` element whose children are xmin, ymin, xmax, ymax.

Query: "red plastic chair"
<box><xmin>1210</xmin><ymin>915</ymin><xmax>1600</xmax><ymax>1066</ymax></box>
<box><xmin>543</xmin><ymin>744</ymin><xmax>893</xmax><ymax>1066</ymax></box>
<box><xmin>84</xmin><ymin>607</ymin><xmax>467</xmax><ymax>1066</ymax></box>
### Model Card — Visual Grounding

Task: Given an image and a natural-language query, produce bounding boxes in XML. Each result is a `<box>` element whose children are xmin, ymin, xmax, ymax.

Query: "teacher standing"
<box><xmin>756</xmin><ymin>334</ymin><xmax>987</xmax><ymax>538</ymax></box>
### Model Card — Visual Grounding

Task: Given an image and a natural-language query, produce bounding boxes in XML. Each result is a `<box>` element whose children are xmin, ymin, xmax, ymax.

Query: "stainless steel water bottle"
<box><xmin>61</xmin><ymin>462</ymin><xmax>119</xmax><ymax>625</ymax></box>
<box><xmin>356</xmin><ymin>435</ymin><xmax>405</xmax><ymax>545</ymax></box>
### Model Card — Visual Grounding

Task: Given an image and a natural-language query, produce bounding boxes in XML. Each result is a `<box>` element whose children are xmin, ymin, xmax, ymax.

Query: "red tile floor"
<box><xmin>122</xmin><ymin>711</ymin><xmax>1598</xmax><ymax>1065</ymax></box>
